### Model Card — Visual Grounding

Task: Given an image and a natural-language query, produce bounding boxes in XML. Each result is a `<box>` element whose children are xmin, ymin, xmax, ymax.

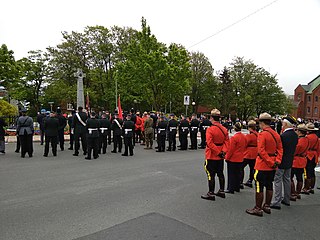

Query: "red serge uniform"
<box><xmin>225</xmin><ymin>132</ymin><xmax>246</xmax><ymax>162</ymax></box>
<box><xmin>293</xmin><ymin>137</ymin><xmax>309</xmax><ymax>169</ymax></box>
<box><xmin>226</xmin><ymin>131</ymin><xmax>246</xmax><ymax>193</ymax></box>
<box><xmin>205</xmin><ymin>122</ymin><xmax>229</xmax><ymax>160</ymax></box>
<box><xmin>244</xmin><ymin>130</ymin><xmax>258</xmax><ymax>160</ymax></box>
<box><xmin>306</xmin><ymin>133</ymin><xmax>320</xmax><ymax>163</ymax></box>
<box><xmin>255</xmin><ymin>127</ymin><xmax>283</xmax><ymax>171</ymax></box>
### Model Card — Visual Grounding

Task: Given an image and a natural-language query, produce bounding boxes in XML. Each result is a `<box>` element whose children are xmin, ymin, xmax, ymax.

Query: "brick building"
<box><xmin>294</xmin><ymin>75</ymin><xmax>320</xmax><ymax>119</ymax></box>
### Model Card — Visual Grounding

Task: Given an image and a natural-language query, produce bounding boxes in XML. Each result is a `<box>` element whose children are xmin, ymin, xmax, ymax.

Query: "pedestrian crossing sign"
<box><xmin>184</xmin><ymin>95</ymin><xmax>190</xmax><ymax>105</ymax></box>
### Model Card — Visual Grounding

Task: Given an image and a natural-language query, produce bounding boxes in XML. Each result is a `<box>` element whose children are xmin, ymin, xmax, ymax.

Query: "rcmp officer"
<box><xmin>43</xmin><ymin>112</ymin><xmax>59</xmax><ymax>157</ymax></box>
<box><xmin>72</xmin><ymin>106</ymin><xmax>88</xmax><ymax>156</ymax></box>
<box><xmin>167</xmin><ymin>114</ymin><xmax>178</xmax><ymax>151</ymax></box>
<box><xmin>156</xmin><ymin>115</ymin><xmax>168</xmax><ymax>152</ymax></box>
<box><xmin>56</xmin><ymin>107</ymin><xmax>67</xmax><ymax>151</ymax></box>
<box><xmin>199</xmin><ymin>114</ymin><xmax>211</xmax><ymax>149</ymax></box>
<box><xmin>111</xmin><ymin>113</ymin><xmax>123</xmax><ymax>153</ymax></box>
<box><xmin>246</xmin><ymin>113</ymin><xmax>283</xmax><ymax>217</ymax></box>
<box><xmin>241</xmin><ymin>120</ymin><xmax>258</xmax><ymax>188</ymax></box>
<box><xmin>122</xmin><ymin>114</ymin><xmax>135</xmax><ymax>156</ymax></box>
<box><xmin>144</xmin><ymin>113</ymin><xmax>154</xmax><ymax>149</ymax></box>
<box><xmin>85</xmin><ymin>112</ymin><xmax>100</xmax><ymax>160</ymax></box>
<box><xmin>179</xmin><ymin>114</ymin><xmax>189</xmax><ymax>150</ymax></box>
<box><xmin>37</xmin><ymin>109</ymin><xmax>46</xmax><ymax>145</ymax></box>
<box><xmin>201</xmin><ymin>109</ymin><xmax>229</xmax><ymax>201</ymax></box>
<box><xmin>98</xmin><ymin>113</ymin><xmax>111</xmax><ymax>154</ymax></box>
<box><xmin>189</xmin><ymin>114</ymin><xmax>200</xmax><ymax>150</ymax></box>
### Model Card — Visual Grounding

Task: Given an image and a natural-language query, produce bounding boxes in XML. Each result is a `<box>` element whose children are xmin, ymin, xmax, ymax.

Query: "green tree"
<box><xmin>0</xmin><ymin>100</ymin><xmax>18</xmax><ymax>116</ymax></box>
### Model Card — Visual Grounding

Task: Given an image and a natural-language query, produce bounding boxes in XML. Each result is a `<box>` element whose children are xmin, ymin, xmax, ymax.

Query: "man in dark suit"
<box><xmin>72</xmin><ymin>106</ymin><xmax>88</xmax><ymax>156</ymax></box>
<box><xmin>111</xmin><ymin>113</ymin><xmax>123</xmax><ymax>153</ymax></box>
<box><xmin>56</xmin><ymin>107</ymin><xmax>67</xmax><ymax>151</ymax></box>
<box><xmin>122</xmin><ymin>114</ymin><xmax>135</xmax><ymax>156</ymax></box>
<box><xmin>271</xmin><ymin>115</ymin><xmax>298</xmax><ymax>209</ymax></box>
<box><xmin>98</xmin><ymin>113</ymin><xmax>111</xmax><ymax>154</ymax></box>
<box><xmin>43</xmin><ymin>112</ymin><xmax>59</xmax><ymax>157</ymax></box>
<box><xmin>85</xmin><ymin>112</ymin><xmax>100</xmax><ymax>160</ymax></box>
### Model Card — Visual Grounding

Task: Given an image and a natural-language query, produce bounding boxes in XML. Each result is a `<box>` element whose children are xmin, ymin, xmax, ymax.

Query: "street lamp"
<box><xmin>48</xmin><ymin>102</ymin><xmax>54</xmax><ymax>112</ymax></box>
<box><xmin>192</xmin><ymin>101</ymin><xmax>196</xmax><ymax>114</ymax></box>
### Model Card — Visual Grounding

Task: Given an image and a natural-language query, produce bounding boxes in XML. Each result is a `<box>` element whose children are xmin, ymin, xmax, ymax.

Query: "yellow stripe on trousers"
<box><xmin>304</xmin><ymin>168</ymin><xmax>307</xmax><ymax>180</ymax></box>
<box><xmin>254</xmin><ymin>170</ymin><xmax>260</xmax><ymax>193</ymax></box>
<box><xmin>204</xmin><ymin>160</ymin><xmax>211</xmax><ymax>181</ymax></box>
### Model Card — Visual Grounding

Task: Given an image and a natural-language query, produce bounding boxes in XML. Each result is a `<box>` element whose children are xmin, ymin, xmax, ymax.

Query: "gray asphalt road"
<box><xmin>0</xmin><ymin>142</ymin><xmax>319</xmax><ymax>240</ymax></box>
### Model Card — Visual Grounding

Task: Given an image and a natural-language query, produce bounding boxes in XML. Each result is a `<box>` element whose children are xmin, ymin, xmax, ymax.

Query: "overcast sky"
<box><xmin>1</xmin><ymin>0</ymin><xmax>319</xmax><ymax>95</ymax></box>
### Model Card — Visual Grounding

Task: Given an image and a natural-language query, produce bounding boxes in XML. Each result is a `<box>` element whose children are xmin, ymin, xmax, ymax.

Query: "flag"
<box><xmin>118</xmin><ymin>95</ymin><xmax>123</xmax><ymax>120</ymax></box>
<box><xmin>86</xmin><ymin>91</ymin><xmax>90</xmax><ymax>112</ymax></box>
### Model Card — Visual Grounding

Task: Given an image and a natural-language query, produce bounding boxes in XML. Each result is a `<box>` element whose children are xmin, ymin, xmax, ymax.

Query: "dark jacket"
<box><xmin>190</xmin><ymin>119</ymin><xmax>200</xmax><ymax>133</ymax></box>
<box><xmin>44</xmin><ymin>117</ymin><xmax>59</xmax><ymax>137</ymax></box>
<box><xmin>37</xmin><ymin>114</ymin><xmax>46</xmax><ymax>130</ymax></box>
<box><xmin>279</xmin><ymin>129</ymin><xmax>298</xmax><ymax>169</ymax></box>
<box><xmin>111</xmin><ymin>118</ymin><xmax>123</xmax><ymax>136</ymax></box>
<box><xmin>168</xmin><ymin>119</ymin><xmax>178</xmax><ymax>135</ymax></box>
<box><xmin>72</xmin><ymin>111</ymin><xmax>88</xmax><ymax>134</ymax></box>
<box><xmin>0</xmin><ymin>118</ymin><xmax>6</xmax><ymax>140</ymax></box>
<box><xmin>17</xmin><ymin>116</ymin><xmax>34</xmax><ymax>136</ymax></box>
<box><xmin>200</xmin><ymin>119</ymin><xmax>211</xmax><ymax>132</ymax></box>
<box><xmin>86</xmin><ymin>118</ymin><xmax>100</xmax><ymax>138</ymax></box>
<box><xmin>56</xmin><ymin>113</ymin><xmax>67</xmax><ymax>131</ymax></box>
<box><xmin>157</xmin><ymin>120</ymin><xmax>168</xmax><ymax>136</ymax></box>
<box><xmin>179</xmin><ymin>119</ymin><xmax>189</xmax><ymax>135</ymax></box>
<box><xmin>122</xmin><ymin>120</ymin><xmax>135</xmax><ymax>138</ymax></box>
<box><xmin>99</xmin><ymin>118</ymin><xmax>111</xmax><ymax>136</ymax></box>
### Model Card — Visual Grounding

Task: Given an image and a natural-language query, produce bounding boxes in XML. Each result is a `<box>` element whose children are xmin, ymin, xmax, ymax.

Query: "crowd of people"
<box><xmin>0</xmin><ymin>106</ymin><xmax>319</xmax><ymax>218</ymax></box>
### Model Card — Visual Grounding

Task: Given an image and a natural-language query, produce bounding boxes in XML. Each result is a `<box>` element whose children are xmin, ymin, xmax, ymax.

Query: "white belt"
<box><xmin>88</xmin><ymin>128</ymin><xmax>98</xmax><ymax>134</ymax></box>
<box><xmin>170</xmin><ymin>127</ymin><xmax>176</xmax><ymax>131</ymax></box>
<box><xmin>182</xmin><ymin>127</ymin><xmax>189</xmax><ymax>132</ymax></box>
<box><xmin>125</xmin><ymin>129</ymin><xmax>133</xmax><ymax>134</ymax></box>
<box><xmin>100</xmin><ymin>127</ymin><xmax>108</xmax><ymax>133</ymax></box>
<box><xmin>191</xmin><ymin>127</ymin><xmax>198</xmax><ymax>130</ymax></box>
<box><xmin>203</xmin><ymin>126</ymin><xmax>210</xmax><ymax>129</ymax></box>
<box><xmin>158</xmin><ymin>128</ymin><xmax>166</xmax><ymax>133</ymax></box>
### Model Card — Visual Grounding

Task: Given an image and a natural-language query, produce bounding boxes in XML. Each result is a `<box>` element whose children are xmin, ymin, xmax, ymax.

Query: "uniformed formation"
<box><xmin>201</xmin><ymin>108</ymin><xmax>319</xmax><ymax>217</ymax></box>
<box><xmin>4</xmin><ymin>106</ymin><xmax>319</xmax><ymax>218</ymax></box>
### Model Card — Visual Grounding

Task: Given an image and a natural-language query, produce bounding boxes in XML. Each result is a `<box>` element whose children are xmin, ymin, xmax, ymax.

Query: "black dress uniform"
<box><xmin>56</xmin><ymin>110</ymin><xmax>67</xmax><ymax>151</ymax></box>
<box><xmin>122</xmin><ymin>116</ymin><xmax>135</xmax><ymax>156</ymax></box>
<box><xmin>72</xmin><ymin>107</ymin><xmax>88</xmax><ymax>156</ymax></box>
<box><xmin>111</xmin><ymin>115</ymin><xmax>123</xmax><ymax>153</ymax></box>
<box><xmin>68</xmin><ymin>111</ymin><xmax>75</xmax><ymax>150</ymax></box>
<box><xmin>85</xmin><ymin>114</ymin><xmax>100</xmax><ymax>160</ymax></box>
<box><xmin>179</xmin><ymin>118</ymin><xmax>189</xmax><ymax>150</ymax></box>
<box><xmin>43</xmin><ymin>114</ymin><xmax>59</xmax><ymax>157</ymax></box>
<box><xmin>99</xmin><ymin>116</ymin><xmax>111</xmax><ymax>154</ymax></box>
<box><xmin>199</xmin><ymin>117</ymin><xmax>211</xmax><ymax>149</ymax></box>
<box><xmin>156</xmin><ymin>117</ymin><xmax>168</xmax><ymax>152</ymax></box>
<box><xmin>189</xmin><ymin>117</ymin><xmax>200</xmax><ymax>150</ymax></box>
<box><xmin>167</xmin><ymin>117</ymin><xmax>178</xmax><ymax>151</ymax></box>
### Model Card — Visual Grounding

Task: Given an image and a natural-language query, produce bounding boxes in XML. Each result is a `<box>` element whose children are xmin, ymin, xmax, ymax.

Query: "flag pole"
<box><xmin>115</xmin><ymin>78</ymin><xmax>118</xmax><ymax>110</ymax></box>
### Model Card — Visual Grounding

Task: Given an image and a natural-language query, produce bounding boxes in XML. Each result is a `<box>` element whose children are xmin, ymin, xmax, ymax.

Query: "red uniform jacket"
<box><xmin>254</xmin><ymin>127</ymin><xmax>283</xmax><ymax>171</ymax></box>
<box><xmin>293</xmin><ymin>136</ymin><xmax>309</xmax><ymax>169</ymax></box>
<box><xmin>205</xmin><ymin>122</ymin><xmax>229</xmax><ymax>160</ymax></box>
<box><xmin>244</xmin><ymin>130</ymin><xmax>258</xmax><ymax>160</ymax></box>
<box><xmin>225</xmin><ymin>132</ymin><xmax>246</xmax><ymax>163</ymax></box>
<box><xmin>135</xmin><ymin>116</ymin><xmax>142</xmax><ymax>131</ymax></box>
<box><xmin>306</xmin><ymin>133</ymin><xmax>320</xmax><ymax>163</ymax></box>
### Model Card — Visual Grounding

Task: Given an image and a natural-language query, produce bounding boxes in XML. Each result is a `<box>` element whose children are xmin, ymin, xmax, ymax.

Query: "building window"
<box><xmin>297</xmin><ymin>94</ymin><xmax>301</xmax><ymax>101</ymax></box>
<box><xmin>307</xmin><ymin>107</ymin><xmax>311</xmax><ymax>113</ymax></box>
<box><xmin>308</xmin><ymin>96</ymin><xmax>311</xmax><ymax>102</ymax></box>
<box><xmin>316</xmin><ymin>96</ymin><xmax>318</xmax><ymax>102</ymax></box>
<box><xmin>315</xmin><ymin>107</ymin><xmax>318</xmax><ymax>115</ymax></box>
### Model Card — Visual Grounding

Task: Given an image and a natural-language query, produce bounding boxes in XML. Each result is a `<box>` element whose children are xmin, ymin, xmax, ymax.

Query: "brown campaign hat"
<box><xmin>248</xmin><ymin>120</ymin><xmax>256</xmax><ymax>127</ymax></box>
<box><xmin>258</xmin><ymin>112</ymin><xmax>275</xmax><ymax>121</ymax></box>
<box><xmin>306</xmin><ymin>123</ymin><xmax>319</xmax><ymax>131</ymax></box>
<box><xmin>211</xmin><ymin>108</ymin><xmax>221</xmax><ymax>116</ymax></box>
<box><xmin>296</xmin><ymin>124</ymin><xmax>308</xmax><ymax>132</ymax></box>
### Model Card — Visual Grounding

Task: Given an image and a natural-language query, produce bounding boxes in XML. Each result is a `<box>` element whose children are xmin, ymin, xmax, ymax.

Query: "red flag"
<box><xmin>118</xmin><ymin>95</ymin><xmax>123</xmax><ymax>120</ymax></box>
<box><xmin>86</xmin><ymin>92</ymin><xmax>90</xmax><ymax>112</ymax></box>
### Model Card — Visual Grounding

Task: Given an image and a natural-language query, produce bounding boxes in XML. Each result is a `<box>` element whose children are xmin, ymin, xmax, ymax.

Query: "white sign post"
<box><xmin>184</xmin><ymin>95</ymin><xmax>190</xmax><ymax>115</ymax></box>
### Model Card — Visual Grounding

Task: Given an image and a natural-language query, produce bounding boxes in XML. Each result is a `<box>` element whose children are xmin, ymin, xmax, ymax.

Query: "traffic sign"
<box><xmin>184</xmin><ymin>95</ymin><xmax>190</xmax><ymax>105</ymax></box>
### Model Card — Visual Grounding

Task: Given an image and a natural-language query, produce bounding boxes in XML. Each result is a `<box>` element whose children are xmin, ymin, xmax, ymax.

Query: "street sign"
<box><xmin>184</xmin><ymin>95</ymin><xmax>190</xmax><ymax>105</ymax></box>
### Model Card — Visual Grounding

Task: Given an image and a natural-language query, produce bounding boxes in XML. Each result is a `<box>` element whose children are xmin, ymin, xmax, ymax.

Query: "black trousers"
<box><xmin>157</xmin><ymin>134</ymin><xmax>166</xmax><ymax>152</ymax></box>
<box><xmin>69</xmin><ymin>133</ymin><xmax>74</xmax><ymax>148</ymax></box>
<box><xmin>124</xmin><ymin>137</ymin><xmax>133</xmax><ymax>155</ymax></box>
<box><xmin>58</xmin><ymin>129</ymin><xmax>64</xmax><ymax>150</ymax></box>
<box><xmin>291</xmin><ymin>168</ymin><xmax>304</xmax><ymax>182</ymax></box>
<box><xmin>135</xmin><ymin>129</ymin><xmax>142</xmax><ymax>143</ymax></box>
<box><xmin>15</xmin><ymin>135</ymin><xmax>20</xmax><ymax>152</ymax></box>
<box><xmin>190</xmin><ymin>131</ymin><xmax>198</xmax><ymax>149</ymax></box>
<box><xmin>40</xmin><ymin>129</ymin><xmax>45</xmax><ymax>145</ymax></box>
<box><xmin>74</xmin><ymin>132</ymin><xmax>87</xmax><ymax>154</ymax></box>
<box><xmin>132</xmin><ymin>132</ymin><xmax>135</xmax><ymax>146</ymax></box>
<box><xmin>44</xmin><ymin>136</ymin><xmax>57</xmax><ymax>156</ymax></box>
<box><xmin>227</xmin><ymin>161</ymin><xmax>242</xmax><ymax>192</ymax></box>
<box><xmin>168</xmin><ymin>133</ymin><xmax>176</xmax><ymax>150</ymax></box>
<box><xmin>305</xmin><ymin>157</ymin><xmax>316</xmax><ymax>179</ymax></box>
<box><xmin>108</xmin><ymin>130</ymin><xmax>112</xmax><ymax>145</ymax></box>
<box><xmin>200</xmin><ymin>131</ymin><xmax>206</xmax><ymax>148</ymax></box>
<box><xmin>19</xmin><ymin>134</ymin><xmax>33</xmax><ymax>157</ymax></box>
<box><xmin>99</xmin><ymin>134</ymin><xmax>108</xmax><ymax>154</ymax></box>
<box><xmin>240</xmin><ymin>159</ymin><xmax>256</xmax><ymax>183</ymax></box>
<box><xmin>180</xmin><ymin>133</ymin><xmax>188</xmax><ymax>150</ymax></box>
<box><xmin>113</xmin><ymin>135</ymin><xmax>122</xmax><ymax>152</ymax></box>
<box><xmin>87</xmin><ymin>137</ymin><xmax>99</xmax><ymax>158</ymax></box>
